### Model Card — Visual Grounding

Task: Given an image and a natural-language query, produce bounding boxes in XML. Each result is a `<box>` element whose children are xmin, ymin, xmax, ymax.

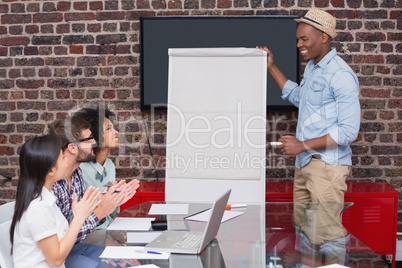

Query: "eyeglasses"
<box><xmin>62</xmin><ymin>136</ymin><xmax>95</xmax><ymax>150</ymax></box>
<box><xmin>73</xmin><ymin>136</ymin><xmax>94</xmax><ymax>143</ymax></box>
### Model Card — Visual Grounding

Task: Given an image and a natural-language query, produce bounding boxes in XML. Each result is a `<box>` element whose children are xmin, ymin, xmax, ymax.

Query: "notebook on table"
<box><xmin>145</xmin><ymin>189</ymin><xmax>231</xmax><ymax>254</ymax></box>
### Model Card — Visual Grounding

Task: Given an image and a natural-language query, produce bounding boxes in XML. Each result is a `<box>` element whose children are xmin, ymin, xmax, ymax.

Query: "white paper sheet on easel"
<box><xmin>186</xmin><ymin>210</ymin><xmax>244</xmax><ymax>223</ymax></box>
<box><xmin>166</xmin><ymin>48</ymin><xmax>266</xmax><ymax>181</ymax></box>
<box><xmin>165</xmin><ymin>48</ymin><xmax>266</xmax><ymax>203</ymax></box>
<box><xmin>100</xmin><ymin>246</ymin><xmax>170</xmax><ymax>259</ymax></box>
<box><xmin>107</xmin><ymin>218</ymin><xmax>155</xmax><ymax>231</ymax></box>
<box><xmin>148</xmin><ymin>204</ymin><xmax>189</xmax><ymax>215</ymax></box>
<box><xmin>127</xmin><ymin>231</ymin><xmax>163</xmax><ymax>244</ymax></box>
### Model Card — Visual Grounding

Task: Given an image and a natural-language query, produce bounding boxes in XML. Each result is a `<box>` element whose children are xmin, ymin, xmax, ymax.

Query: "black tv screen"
<box><xmin>140</xmin><ymin>16</ymin><xmax>299</xmax><ymax>110</ymax></box>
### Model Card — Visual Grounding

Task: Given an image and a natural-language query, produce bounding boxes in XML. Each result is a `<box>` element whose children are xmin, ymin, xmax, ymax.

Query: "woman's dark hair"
<box><xmin>10</xmin><ymin>134</ymin><xmax>63</xmax><ymax>252</ymax></box>
<box><xmin>74</xmin><ymin>105</ymin><xmax>116</xmax><ymax>157</ymax></box>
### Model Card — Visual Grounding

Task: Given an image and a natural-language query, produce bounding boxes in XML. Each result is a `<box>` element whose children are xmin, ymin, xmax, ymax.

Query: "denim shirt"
<box><xmin>282</xmin><ymin>48</ymin><xmax>360</xmax><ymax>168</ymax></box>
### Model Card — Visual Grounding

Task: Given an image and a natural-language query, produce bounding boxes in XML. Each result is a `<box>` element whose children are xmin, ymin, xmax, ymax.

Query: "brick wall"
<box><xmin>0</xmin><ymin>0</ymin><xmax>400</xmax><ymax>225</ymax></box>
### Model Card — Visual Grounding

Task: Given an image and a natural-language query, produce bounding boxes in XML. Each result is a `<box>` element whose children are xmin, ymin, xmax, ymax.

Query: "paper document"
<box><xmin>168</xmin><ymin>220</ymin><xmax>188</xmax><ymax>230</ymax></box>
<box><xmin>127</xmin><ymin>231</ymin><xmax>163</xmax><ymax>244</ymax></box>
<box><xmin>100</xmin><ymin>246</ymin><xmax>170</xmax><ymax>259</ymax></box>
<box><xmin>148</xmin><ymin>204</ymin><xmax>189</xmax><ymax>215</ymax></box>
<box><xmin>129</xmin><ymin>265</ymin><xmax>160</xmax><ymax>268</ymax></box>
<box><xmin>318</xmin><ymin>265</ymin><xmax>349</xmax><ymax>268</ymax></box>
<box><xmin>186</xmin><ymin>210</ymin><xmax>244</xmax><ymax>223</ymax></box>
<box><xmin>107</xmin><ymin>217</ymin><xmax>155</xmax><ymax>231</ymax></box>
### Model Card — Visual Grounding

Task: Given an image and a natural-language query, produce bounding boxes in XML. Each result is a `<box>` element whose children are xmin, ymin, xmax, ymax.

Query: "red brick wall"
<box><xmin>0</xmin><ymin>0</ymin><xmax>400</xmax><ymax>224</ymax></box>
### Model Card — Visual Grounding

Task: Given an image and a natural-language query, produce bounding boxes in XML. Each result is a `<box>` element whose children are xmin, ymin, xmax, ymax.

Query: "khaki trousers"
<box><xmin>293</xmin><ymin>158</ymin><xmax>351</xmax><ymax>245</ymax></box>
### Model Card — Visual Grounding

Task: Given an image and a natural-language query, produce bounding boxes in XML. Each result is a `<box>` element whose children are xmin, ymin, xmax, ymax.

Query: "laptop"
<box><xmin>169</xmin><ymin>238</ymin><xmax>225</xmax><ymax>268</ymax></box>
<box><xmin>145</xmin><ymin>189</ymin><xmax>231</xmax><ymax>254</ymax></box>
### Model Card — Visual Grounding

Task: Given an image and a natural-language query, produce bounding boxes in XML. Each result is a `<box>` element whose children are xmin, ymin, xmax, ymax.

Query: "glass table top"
<box><xmin>97</xmin><ymin>201</ymin><xmax>388</xmax><ymax>268</ymax></box>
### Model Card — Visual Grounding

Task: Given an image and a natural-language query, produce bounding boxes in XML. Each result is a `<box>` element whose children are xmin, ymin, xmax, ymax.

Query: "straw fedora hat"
<box><xmin>295</xmin><ymin>8</ymin><xmax>338</xmax><ymax>38</ymax></box>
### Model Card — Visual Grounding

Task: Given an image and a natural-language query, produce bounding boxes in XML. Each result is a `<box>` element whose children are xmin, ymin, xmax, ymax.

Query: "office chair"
<box><xmin>0</xmin><ymin>202</ymin><xmax>15</xmax><ymax>225</ymax></box>
<box><xmin>0</xmin><ymin>220</ymin><xmax>13</xmax><ymax>268</ymax></box>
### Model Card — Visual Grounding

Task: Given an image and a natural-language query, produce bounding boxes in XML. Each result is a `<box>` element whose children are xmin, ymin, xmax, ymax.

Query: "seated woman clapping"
<box><xmin>10</xmin><ymin>135</ymin><xmax>101</xmax><ymax>268</ymax></box>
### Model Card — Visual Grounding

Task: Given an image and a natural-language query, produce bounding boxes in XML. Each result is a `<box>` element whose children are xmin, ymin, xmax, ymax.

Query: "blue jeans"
<box><xmin>65</xmin><ymin>243</ymin><xmax>103</xmax><ymax>268</ymax></box>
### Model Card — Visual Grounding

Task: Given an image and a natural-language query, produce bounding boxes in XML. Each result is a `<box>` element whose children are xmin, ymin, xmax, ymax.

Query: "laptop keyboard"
<box><xmin>173</xmin><ymin>233</ymin><xmax>203</xmax><ymax>248</ymax></box>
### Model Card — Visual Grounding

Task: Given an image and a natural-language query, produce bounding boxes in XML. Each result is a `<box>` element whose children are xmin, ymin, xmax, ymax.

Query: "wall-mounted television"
<box><xmin>140</xmin><ymin>16</ymin><xmax>299</xmax><ymax>110</ymax></box>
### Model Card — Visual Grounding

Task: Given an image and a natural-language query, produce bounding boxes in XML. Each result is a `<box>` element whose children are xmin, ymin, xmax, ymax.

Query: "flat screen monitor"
<box><xmin>140</xmin><ymin>16</ymin><xmax>299</xmax><ymax>110</ymax></box>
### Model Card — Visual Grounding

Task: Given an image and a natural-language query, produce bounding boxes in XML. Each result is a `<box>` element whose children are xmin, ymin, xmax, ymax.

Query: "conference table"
<box><xmin>96</xmin><ymin>201</ymin><xmax>389</xmax><ymax>268</ymax></box>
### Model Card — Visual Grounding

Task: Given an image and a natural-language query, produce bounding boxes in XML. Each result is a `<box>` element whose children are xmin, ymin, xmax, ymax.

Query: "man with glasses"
<box><xmin>49</xmin><ymin>116</ymin><xmax>126</xmax><ymax>267</ymax></box>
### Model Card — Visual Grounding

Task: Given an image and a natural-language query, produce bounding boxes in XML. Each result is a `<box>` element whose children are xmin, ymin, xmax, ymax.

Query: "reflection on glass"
<box><xmin>98</xmin><ymin>201</ymin><xmax>388</xmax><ymax>268</ymax></box>
<box><xmin>249</xmin><ymin>240</ymin><xmax>266</xmax><ymax>268</ymax></box>
<box><xmin>280</xmin><ymin>203</ymin><xmax>350</xmax><ymax>268</ymax></box>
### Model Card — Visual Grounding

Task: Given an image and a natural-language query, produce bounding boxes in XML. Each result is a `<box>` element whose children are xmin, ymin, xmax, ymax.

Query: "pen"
<box><xmin>100</xmin><ymin>190</ymin><xmax>121</xmax><ymax>194</ymax></box>
<box><xmin>226</xmin><ymin>204</ymin><xmax>247</xmax><ymax>210</ymax></box>
<box><xmin>136</xmin><ymin>249</ymin><xmax>162</xmax><ymax>255</ymax></box>
<box><xmin>147</xmin><ymin>251</ymin><xmax>162</xmax><ymax>255</ymax></box>
<box><xmin>267</xmin><ymin>142</ymin><xmax>283</xmax><ymax>146</ymax></box>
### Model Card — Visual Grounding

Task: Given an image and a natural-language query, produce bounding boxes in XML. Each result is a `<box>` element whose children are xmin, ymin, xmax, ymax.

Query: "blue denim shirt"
<box><xmin>282</xmin><ymin>48</ymin><xmax>360</xmax><ymax>168</ymax></box>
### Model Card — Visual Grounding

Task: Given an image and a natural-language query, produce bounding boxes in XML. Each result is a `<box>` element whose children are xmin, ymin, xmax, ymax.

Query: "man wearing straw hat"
<box><xmin>258</xmin><ymin>8</ymin><xmax>360</xmax><ymax>262</ymax></box>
